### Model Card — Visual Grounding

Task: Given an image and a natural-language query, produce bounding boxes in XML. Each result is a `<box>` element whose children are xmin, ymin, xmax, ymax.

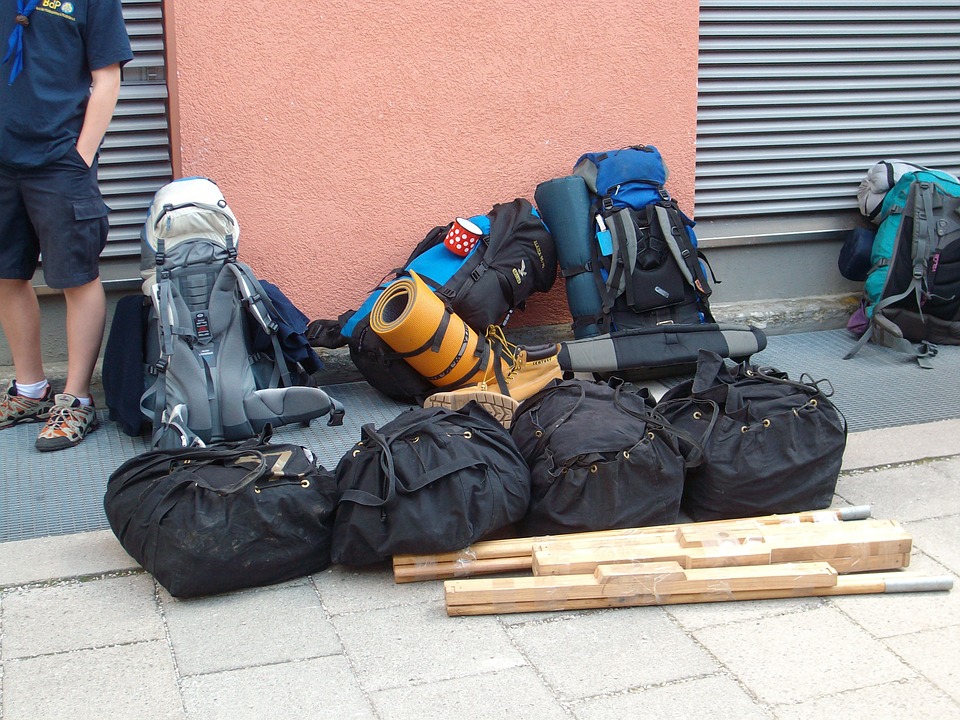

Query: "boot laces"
<box><xmin>480</xmin><ymin>325</ymin><xmax>526</xmax><ymax>393</ymax></box>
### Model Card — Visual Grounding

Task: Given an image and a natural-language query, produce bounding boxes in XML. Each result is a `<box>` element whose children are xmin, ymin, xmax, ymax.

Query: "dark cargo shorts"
<box><xmin>0</xmin><ymin>147</ymin><xmax>110</xmax><ymax>289</ymax></box>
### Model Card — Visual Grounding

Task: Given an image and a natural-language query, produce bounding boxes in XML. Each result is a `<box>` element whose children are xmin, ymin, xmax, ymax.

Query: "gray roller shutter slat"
<box><xmin>98</xmin><ymin>0</ymin><xmax>171</xmax><ymax>257</ymax></box>
<box><xmin>696</xmin><ymin>1</ymin><xmax>960</xmax><ymax>222</ymax></box>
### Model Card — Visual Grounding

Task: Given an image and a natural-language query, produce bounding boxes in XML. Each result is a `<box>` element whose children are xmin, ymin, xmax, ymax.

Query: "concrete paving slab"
<box><xmin>369</xmin><ymin>666</ymin><xmax>569</xmax><ymax>720</ymax></box>
<box><xmin>773</xmin><ymin>678</ymin><xmax>960</xmax><ymax>720</ymax></box>
<box><xmin>332</xmin><ymin>602</ymin><xmax>525</xmax><ymax>693</ymax></box>
<box><xmin>0</xmin><ymin>530</ymin><xmax>138</xmax><ymax>588</ymax></box>
<box><xmin>664</xmin><ymin>596</ymin><xmax>823</xmax><ymax>633</ymax></box>
<box><xmin>902</xmin><ymin>513</ymin><xmax>960</xmax><ymax>576</ymax></box>
<box><xmin>313</xmin><ymin>562</ymin><xmax>443</xmax><ymax>615</ymax></box>
<box><xmin>693</xmin><ymin>605</ymin><xmax>913</xmax><ymax>705</ymax></box>
<box><xmin>570</xmin><ymin>674</ymin><xmax>773</xmax><ymax>720</ymax></box>
<box><xmin>505</xmin><ymin>608</ymin><xmax>717</xmax><ymax>701</ymax></box>
<box><xmin>841</xmin><ymin>419</ymin><xmax>960</xmax><ymax>471</ymax></box>
<box><xmin>885</xmin><ymin>625</ymin><xmax>960</xmax><ymax>704</ymax></box>
<box><xmin>830</xmin><ymin>552</ymin><xmax>960</xmax><ymax>639</ymax></box>
<box><xmin>835</xmin><ymin>457</ymin><xmax>960</xmax><ymax>522</ymax></box>
<box><xmin>161</xmin><ymin>581</ymin><xmax>341</xmax><ymax>676</ymax></box>
<box><xmin>2</xmin><ymin>641</ymin><xmax>183</xmax><ymax>720</ymax></box>
<box><xmin>2</xmin><ymin>574</ymin><xmax>162</xmax><ymax>658</ymax></box>
<box><xmin>180</xmin><ymin>655</ymin><xmax>376</xmax><ymax>720</ymax></box>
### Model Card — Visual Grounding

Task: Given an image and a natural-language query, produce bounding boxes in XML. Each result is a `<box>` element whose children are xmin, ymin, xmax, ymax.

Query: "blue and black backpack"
<box><xmin>307</xmin><ymin>199</ymin><xmax>557</xmax><ymax>403</ymax></box>
<box><xmin>537</xmin><ymin>145</ymin><xmax>715</xmax><ymax>339</ymax></box>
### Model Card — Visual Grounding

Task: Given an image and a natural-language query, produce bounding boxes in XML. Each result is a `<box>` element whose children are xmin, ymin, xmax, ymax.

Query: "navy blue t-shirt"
<box><xmin>0</xmin><ymin>0</ymin><xmax>133</xmax><ymax>168</ymax></box>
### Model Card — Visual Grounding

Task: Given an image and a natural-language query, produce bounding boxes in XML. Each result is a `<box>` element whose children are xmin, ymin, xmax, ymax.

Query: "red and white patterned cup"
<box><xmin>444</xmin><ymin>217</ymin><xmax>482</xmax><ymax>257</ymax></box>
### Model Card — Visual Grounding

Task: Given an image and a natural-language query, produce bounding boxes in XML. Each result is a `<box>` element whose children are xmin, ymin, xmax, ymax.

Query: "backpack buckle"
<box><xmin>601</xmin><ymin>197</ymin><xmax>614</xmax><ymax>212</ymax></box>
<box><xmin>470</xmin><ymin>264</ymin><xmax>487</xmax><ymax>282</ymax></box>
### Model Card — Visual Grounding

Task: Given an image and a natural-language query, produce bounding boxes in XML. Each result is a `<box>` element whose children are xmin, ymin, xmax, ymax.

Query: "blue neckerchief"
<box><xmin>3</xmin><ymin>0</ymin><xmax>42</xmax><ymax>85</ymax></box>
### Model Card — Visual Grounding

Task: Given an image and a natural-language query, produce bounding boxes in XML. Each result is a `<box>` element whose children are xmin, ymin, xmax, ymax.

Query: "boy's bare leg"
<box><xmin>62</xmin><ymin>277</ymin><xmax>105</xmax><ymax>400</ymax></box>
<box><xmin>0</xmin><ymin>278</ymin><xmax>45</xmax><ymax>386</ymax></box>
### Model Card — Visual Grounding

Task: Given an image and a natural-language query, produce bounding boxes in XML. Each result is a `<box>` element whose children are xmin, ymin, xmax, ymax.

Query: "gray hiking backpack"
<box><xmin>140</xmin><ymin>177</ymin><xmax>344</xmax><ymax>448</ymax></box>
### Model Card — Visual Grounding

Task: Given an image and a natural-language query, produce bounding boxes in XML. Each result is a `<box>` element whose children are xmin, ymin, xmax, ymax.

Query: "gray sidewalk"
<box><xmin>2</xmin><ymin>419</ymin><xmax>959</xmax><ymax>720</ymax></box>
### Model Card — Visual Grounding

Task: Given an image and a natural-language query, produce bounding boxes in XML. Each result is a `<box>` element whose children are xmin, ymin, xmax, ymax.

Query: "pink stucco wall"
<box><xmin>165</xmin><ymin>1</ymin><xmax>700</xmax><ymax>326</ymax></box>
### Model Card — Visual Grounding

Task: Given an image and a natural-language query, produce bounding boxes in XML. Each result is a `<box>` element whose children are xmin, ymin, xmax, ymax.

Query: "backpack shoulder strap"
<box><xmin>224</xmin><ymin>261</ymin><xmax>294</xmax><ymax>388</ymax></box>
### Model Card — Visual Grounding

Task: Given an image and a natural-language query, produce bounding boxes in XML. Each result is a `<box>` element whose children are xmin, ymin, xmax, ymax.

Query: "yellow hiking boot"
<box><xmin>423</xmin><ymin>327</ymin><xmax>562</xmax><ymax>428</ymax></box>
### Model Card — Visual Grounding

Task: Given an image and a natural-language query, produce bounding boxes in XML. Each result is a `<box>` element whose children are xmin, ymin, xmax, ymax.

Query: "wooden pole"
<box><xmin>444</xmin><ymin>567</ymin><xmax>953</xmax><ymax>616</ymax></box>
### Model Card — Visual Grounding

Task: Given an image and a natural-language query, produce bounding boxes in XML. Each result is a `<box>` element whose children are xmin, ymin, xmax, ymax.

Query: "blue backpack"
<box><xmin>846</xmin><ymin>168</ymin><xmax>960</xmax><ymax>366</ymax></box>
<box><xmin>555</xmin><ymin>145</ymin><xmax>715</xmax><ymax>338</ymax></box>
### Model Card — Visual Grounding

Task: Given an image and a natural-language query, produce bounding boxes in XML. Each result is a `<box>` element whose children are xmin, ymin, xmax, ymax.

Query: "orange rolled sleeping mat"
<box><xmin>370</xmin><ymin>272</ymin><xmax>502</xmax><ymax>388</ymax></box>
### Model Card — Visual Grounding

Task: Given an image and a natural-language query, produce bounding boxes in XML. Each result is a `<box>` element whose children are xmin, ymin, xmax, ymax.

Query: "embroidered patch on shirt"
<box><xmin>37</xmin><ymin>0</ymin><xmax>77</xmax><ymax>21</ymax></box>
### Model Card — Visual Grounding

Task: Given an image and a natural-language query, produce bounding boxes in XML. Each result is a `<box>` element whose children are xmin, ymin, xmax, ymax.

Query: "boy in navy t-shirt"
<box><xmin>0</xmin><ymin>0</ymin><xmax>133</xmax><ymax>450</ymax></box>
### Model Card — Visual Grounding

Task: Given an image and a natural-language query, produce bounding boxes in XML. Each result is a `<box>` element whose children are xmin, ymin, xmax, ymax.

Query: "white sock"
<box><xmin>75</xmin><ymin>396</ymin><xmax>93</xmax><ymax>407</ymax></box>
<box><xmin>16</xmin><ymin>379</ymin><xmax>49</xmax><ymax>399</ymax></box>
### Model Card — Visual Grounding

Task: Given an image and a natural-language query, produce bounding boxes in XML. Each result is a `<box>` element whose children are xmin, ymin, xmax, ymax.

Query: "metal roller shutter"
<box><xmin>696</xmin><ymin>0</ymin><xmax>960</xmax><ymax>226</ymax></box>
<box><xmin>100</xmin><ymin>0</ymin><xmax>172</xmax><ymax>260</ymax></box>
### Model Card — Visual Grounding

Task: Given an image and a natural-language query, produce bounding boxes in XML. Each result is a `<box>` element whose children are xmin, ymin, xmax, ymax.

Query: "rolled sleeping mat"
<box><xmin>535</xmin><ymin>175</ymin><xmax>603</xmax><ymax>339</ymax></box>
<box><xmin>370</xmin><ymin>271</ymin><xmax>502</xmax><ymax>388</ymax></box>
<box><xmin>557</xmin><ymin>323</ymin><xmax>768</xmax><ymax>380</ymax></box>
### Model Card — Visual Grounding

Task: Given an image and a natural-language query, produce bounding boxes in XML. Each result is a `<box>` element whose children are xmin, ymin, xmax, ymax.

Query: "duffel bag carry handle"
<box><xmin>139</xmin><ymin>439</ymin><xmax>278</xmax><ymax>577</ymax></box>
<box><xmin>754</xmin><ymin>365</ymin><xmax>836</xmax><ymax>400</ymax></box>
<box><xmin>612</xmin><ymin>383</ymin><xmax>710</xmax><ymax>468</ymax></box>
<box><xmin>340</xmin><ymin>421</ymin><xmax>492</xmax><ymax>508</ymax></box>
<box><xmin>751</xmin><ymin>366</ymin><xmax>847</xmax><ymax>436</ymax></box>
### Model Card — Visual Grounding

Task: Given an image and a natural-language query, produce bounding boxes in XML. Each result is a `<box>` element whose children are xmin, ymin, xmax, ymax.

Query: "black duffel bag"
<box><xmin>331</xmin><ymin>403</ymin><xmax>531</xmax><ymax>566</ymax></box>
<box><xmin>104</xmin><ymin>428</ymin><xmax>338</xmax><ymax>598</ymax></box>
<box><xmin>510</xmin><ymin>377</ymin><xmax>699</xmax><ymax>535</ymax></box>
<box><xmin>655</xmin><ymin>349</ymin><xmax>847</xmax><ymax>521</ymax></box>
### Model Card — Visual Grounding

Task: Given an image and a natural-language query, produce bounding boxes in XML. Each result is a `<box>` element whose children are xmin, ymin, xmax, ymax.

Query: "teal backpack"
<box><xmin>846</xmin><ymin>168</ymin><xmax>960</xmax><ymax>366</ymax></box>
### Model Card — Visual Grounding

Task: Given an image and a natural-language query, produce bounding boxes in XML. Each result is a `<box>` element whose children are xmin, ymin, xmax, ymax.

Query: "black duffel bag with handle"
<box><xmin>104</xmin><ymin>427</ymin><xmax>338</xmax><ymax>597</ymax></box>
<box><xmin>655</xmin><ymin>349</ymin><xmax>847</xmax><ymax>521</ymax></box>
<box><xmin>331</xmin><ymin>403</ymin><xmax>532</xmax><ymax>566</ymax></box>
<box><xmin>510</xmin><ymin>377</ymin><xmax>700</xmax><ymax>535</ymax></box>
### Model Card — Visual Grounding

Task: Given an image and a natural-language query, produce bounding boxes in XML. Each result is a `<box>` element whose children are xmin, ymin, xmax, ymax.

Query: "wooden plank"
<box><xmin>557</xmin><ymin>518</ymin><xmax>902</xmax><ymax>553</ymax></box>
<box><xmin>531</xmin><ymin>522</ymin><xmax>911</xmax><ymax>577</ymax></box>
<box><xmin>829</xmin><ymin>553</ymin><xmax>910</xmax><ymax>573</ymax></box>
<box><xmin>769</xmin><ymin>537</ymin><xmax>912</xmax><ymax>563</ymax></box>
<box><xmin>444</xmin><ymin>562</ymin><xmax>838</xmax><ymax>609</ymax></box>
<box><xmin>392</xmin><ymin>507</ymin><xmax>871</xmax><ymax>583</ymax></box>
<box><xmin>532</xmin><ymin>541</ymin><xmax>774</xmax><ymax>576</ymax></box>
<box><xmin>594</xmin><ymin>562</ymin><xmax>838</xmax><ymax>594</ymax></box>
<box><xmin>446</xmin><ymin>571</ymin><xmax>900</xmax><ymax>616</ymax></box>
<box><xmin>673</xmin><ymin>518</ymin><xmax>901</xmax><ymax>548</ymax></box>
